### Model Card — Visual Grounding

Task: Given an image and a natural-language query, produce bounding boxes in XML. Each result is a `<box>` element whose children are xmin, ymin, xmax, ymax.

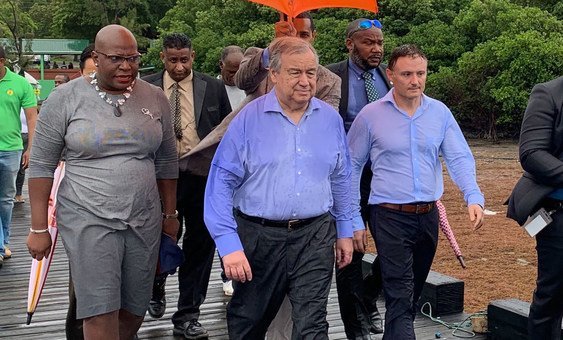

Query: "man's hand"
<box><xmin>335</xmin><ymin>237</ymin><xmax>353</xmax><ymax>269</ymax></box>
<box><xmin>21</xmin><ymin>150</ymin><xmax>30</xmax><ymax>169</ymax></box>
<box><xmin>222</xmin><ymin>250</ymin><xmax>253</xmax><ymax>283</ymax></box>
<box><xmin>162</xmin><ymin>218</ymin><xmax>180</xmax><ymax>242</ymax></box>
<box><xmin>352</xmin><ymin>229</ymin><xmax>367</xmax><ymax>253</ymax></box>
<box><xmin>27</xmin><ymin>232</ymin><xmax>52</xmax><ymax>261</ymax></box>
<box><xmin>468</xmin><ymin>204</ymin><xmax>484</xmax><ymax>230</ymax></box>
<box><xmin>274</xmin><ymin>21</ymin><xmax>296</xmax><ymax>38</ymax></box>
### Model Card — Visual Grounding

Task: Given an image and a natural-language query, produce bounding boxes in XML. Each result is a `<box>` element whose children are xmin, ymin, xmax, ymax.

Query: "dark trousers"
<box><xmin>336</xmin><ymin>252</ymin><xmax>382</xmax><ymax>339</ymax></box>
<box><xmin>336</xmin><ymin>166</ymin><xmax>382</xmax><ymax>339</ymax></box>
<box><xmin>171</xmin><ymin>172</ymin><xmax>216</xmax><ymax>325</ymax></box>
<box><xmin>15</xmin><ymin>133</ymin><xmax>28</xmax><ymax>196</ymax></box>
<box><xmin>528</xmin><ymin>209</ymin><xmax>563</xmax><ymax>340</ymax></box>
<box><xmin>369</xmin><ymin>204</ymin><xmax>439</xmax><ymax>340</ymax></box>
<box><xmin>227</xmin><ymin>213</ymin><xmax>335</xmax><ymax>340</ymax></box>
<box><xmin>66</xmin><ymin>270</ymin><xmax>84</xmax><ymax>340</ymax></box>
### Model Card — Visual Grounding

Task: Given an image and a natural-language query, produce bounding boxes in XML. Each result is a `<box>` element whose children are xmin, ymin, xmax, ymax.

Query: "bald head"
<box><xmin>92</xmin><ymin>24</ymin><xmax>140</xmax><ymax>93</ymax></box>
<box><xmin>95</xmin><ymin>25</ymin><xmax>137</xmax><ymax>51</ymax></box>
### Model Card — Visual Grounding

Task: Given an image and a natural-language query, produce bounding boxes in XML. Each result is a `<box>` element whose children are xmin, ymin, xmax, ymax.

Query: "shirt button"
<box><xmin>296</xmin><ymin>193</ymin><xmax>300</xmax><ymax>196</ymax></box>
<box><xmin>297</xmin><ymin>148</ymin><xmax>301</xmax><ymax>152</ymax></box>
<box><xmin>298</xmin><ymin>171</ymin><xmax>302</xmax><ymax>175</ymax></box>
<box><xmin>293</xmin><ymin>213</ymin><xmax>297</xmax><ymax>217</ymax></box>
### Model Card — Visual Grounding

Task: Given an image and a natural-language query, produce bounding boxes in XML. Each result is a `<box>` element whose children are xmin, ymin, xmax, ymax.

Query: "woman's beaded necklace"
<box><xmin>90</xmin><ymin>73</ymin><xmax>134</xmax><ymax>117</ymax></box>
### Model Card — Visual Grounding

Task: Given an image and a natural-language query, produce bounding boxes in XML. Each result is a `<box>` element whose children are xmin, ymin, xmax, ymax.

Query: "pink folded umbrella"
<box><xmin>436</xmin><ymin>200</ymin><xmax>466</xmax><ymax>269</ymax></box>
<box><xmin>26</xmin><ymin>162</ymin><xmax>65</xmax><ymax>325</ymax></box>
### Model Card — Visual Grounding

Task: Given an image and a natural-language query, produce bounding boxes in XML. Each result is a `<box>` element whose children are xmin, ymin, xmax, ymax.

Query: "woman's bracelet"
<box><xmin>29</xmin><ymin>227</ymin><xmax>50</xmax><ymax>234</ymax></box>
<box><xmin>162</xmin><ymin>210</ymin><xmax>179</xmax><ymax>219</ymax></box>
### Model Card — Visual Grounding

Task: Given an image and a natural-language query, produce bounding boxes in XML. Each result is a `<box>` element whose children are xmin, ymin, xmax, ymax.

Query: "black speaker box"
<box><xmin>418</xmin><ymin>271</ymin><xmax>464</xmax><ymax>316</ymax></box>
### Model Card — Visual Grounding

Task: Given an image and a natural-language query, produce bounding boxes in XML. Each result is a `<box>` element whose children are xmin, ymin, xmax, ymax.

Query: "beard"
<box><xmin>351</xmin><ymin>45</ymin><xmax>379</xmax><ymax>71</ymax></box>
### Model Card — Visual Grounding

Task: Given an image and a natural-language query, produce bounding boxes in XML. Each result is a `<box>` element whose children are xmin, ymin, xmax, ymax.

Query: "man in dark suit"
<box><xmin>507</xmin><ymin>76</ymin><xmax>563</xmax><ymax>340</ymax></box>
<box><xmin>143</xmin><ymin>33</ymin><xmax>231</xmax><ymax>339</ymax></box>
<box><xmin>326</xmin><ymin>18</ymin><xmax>390</xmax><ymax>338</ymax></box>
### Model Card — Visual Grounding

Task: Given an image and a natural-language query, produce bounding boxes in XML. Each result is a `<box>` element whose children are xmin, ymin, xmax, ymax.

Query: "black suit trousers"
<box><xmin>370</xmin><ymin>204</ymin><xmax>439</xmax><ymax>340</ymax></box>
<box><xmin>227</xmin><ymin>214</ymin><xmax>335</xmax><ymax>340</ymax></box>
<box><xmin>336</xmin><ymin>165</ymin><xmax>382</xmax><ymax>339</ymax></box>
<box><xmin>171</xmin><ymin>171</ymin><xmax>216</xmax><ymax>326</ymax></box>
<box><xmin>528</xmin><ymin>208</ymin><xmax>563</xmax><ymax>340</ymax></box>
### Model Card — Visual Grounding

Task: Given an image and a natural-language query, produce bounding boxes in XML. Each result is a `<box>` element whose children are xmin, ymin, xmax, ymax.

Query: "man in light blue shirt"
<box><xmin>347</xmin><ymin>44</ymin><xmax>485</xmax><ymax>339</ymax></box>
<box><xmin>205</xmin><ymin>36</ymin><xmax>355</xmax><ymax>339</ymax></box>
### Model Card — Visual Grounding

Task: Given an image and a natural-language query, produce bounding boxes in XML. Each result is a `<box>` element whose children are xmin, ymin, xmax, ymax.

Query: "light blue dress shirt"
<box><xmin>205</xmin><ymin>90</ymin><xmax>355</xmax><ymax>256</ymax></box>
<box><xmin>345</xmin><ymin>59</ymin><xmax>389</xmax><ymax>132</ymax></box>
<box><xmin>347</xmin><ymin>89</ymin><xmax>485</xmax><ymax>230</ymax></box>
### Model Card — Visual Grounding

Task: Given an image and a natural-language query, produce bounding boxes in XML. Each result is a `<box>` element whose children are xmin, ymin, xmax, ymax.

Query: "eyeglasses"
<box><xmin>95</xmin><ymin>51</ymin><xmax>141</xmax><ymax>65</ymax></box>
<box><xmin>347</xmin><ymin>19</ymin><xmax>383</xmax><ymax>37</ymax></box>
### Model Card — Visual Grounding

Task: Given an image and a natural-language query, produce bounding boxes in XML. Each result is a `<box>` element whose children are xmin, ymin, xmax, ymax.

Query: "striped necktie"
<box><xmin>362</xmin><ymin>71</ymin><xmax>379</xmax><ymax>103</ymax></box>
<box><xmin>169</xmin><ymin>82</ymin><xmax>182</xmax><ymax>139</ymax></box>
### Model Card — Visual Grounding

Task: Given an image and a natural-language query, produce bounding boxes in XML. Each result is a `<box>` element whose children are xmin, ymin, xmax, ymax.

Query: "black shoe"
<box><xmin>368</xmin><ymin>310</ymin><xmax>384</xmax><ymax>334</ymax></box>
<box><xmin>173</xmin><ymin>319</ymin><xmax>208</xmax><ymax>339</ymax></box>
<box><xmin>147</xmin><ymin>278</ymin><xmax>166</xmax><ymax>318</ymax></box>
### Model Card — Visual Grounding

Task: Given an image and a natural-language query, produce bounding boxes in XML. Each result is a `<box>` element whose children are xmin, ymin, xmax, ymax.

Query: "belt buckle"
<box><xmin>288</xmin><ymin>219</ymin><xmax>300</xmax><ymax>230</ymax></box>
<box><xmin>415</xmin><ymin>204</ymin><xmax>430</xmax><ymax>215</ymax></box>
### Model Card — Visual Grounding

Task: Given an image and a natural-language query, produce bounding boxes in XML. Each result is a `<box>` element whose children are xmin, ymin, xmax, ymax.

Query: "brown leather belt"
<box><xmin>378</xmin><ymin>202</ymin><xmax>435</xmax><ymax>214</ymax></box>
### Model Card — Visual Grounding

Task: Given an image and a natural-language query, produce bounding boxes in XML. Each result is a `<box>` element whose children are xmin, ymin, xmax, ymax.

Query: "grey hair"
<box><xmin>268</xmin><ymin>37</ymin><xmax>318</xmax><ymax>72</ymax></box>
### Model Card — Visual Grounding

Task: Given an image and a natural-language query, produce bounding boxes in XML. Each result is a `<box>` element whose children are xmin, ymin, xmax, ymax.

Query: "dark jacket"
<box><xmin>326</xmin><ymin>59</ymin><xmax>391</xmax><ymax>120</ymax></box>
<box><xmin>507</xmin><ymin>76</ymin><xmax>563</xmax><ymax>225</ymax></box>
<box><xmin>142</xmin><ymin>70</ymin><xmax>231</xmax><ymax>140</ymax></box>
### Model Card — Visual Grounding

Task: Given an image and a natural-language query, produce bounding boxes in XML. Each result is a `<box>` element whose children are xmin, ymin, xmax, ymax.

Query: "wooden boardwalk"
<box><xmin>0</xmin><ymin>190</ymin><xmax>484</xmax><ymax>339</ymax></box>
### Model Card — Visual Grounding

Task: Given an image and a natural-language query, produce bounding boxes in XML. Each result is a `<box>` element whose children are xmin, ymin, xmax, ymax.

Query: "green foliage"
<box><xmin>0</xmin><ymin>0</ymin><xmax>37</xmax><ymax>67</ymax></box>
<box><xmin>398</xmin><ymin>20</ymin><xmax>469</xmax><ymax>72</ymax></box>
<box><xmin>377</xmin><ymin>0</ymin><xmax>471</xmax><ymax>36</ymax></box>
<box><xmin>313</xmin><ymin>17</ymin><xmax>348</xmax><ymax>65</ymax></box>
<box><xmin>13</xmin><ymin>0</ymin><xmax>561</xmax><ymax>138</ymax></box>
<box><xmin>430</xmin><ymin>30</ymin><xmax>563</xmax><ymax>138</ymax></box>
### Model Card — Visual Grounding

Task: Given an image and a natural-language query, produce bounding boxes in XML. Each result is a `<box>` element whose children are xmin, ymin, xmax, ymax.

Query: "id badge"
<box><xmin>523</xmin><ymin>207</ymin><xmax>553</xmax><ymax>237</ymax></box>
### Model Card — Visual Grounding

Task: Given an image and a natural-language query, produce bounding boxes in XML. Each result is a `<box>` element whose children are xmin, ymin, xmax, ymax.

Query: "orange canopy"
<box><xmin>248</xmin><ymin>0</ymin><xmax>378</xmax><ymax>18</ymax></box>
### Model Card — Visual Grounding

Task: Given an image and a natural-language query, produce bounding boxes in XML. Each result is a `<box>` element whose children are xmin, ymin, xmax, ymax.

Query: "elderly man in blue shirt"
<box><xmin>205</xmin><ymin>36</ymin><xmax>355</xmax><ymax>339</ymax></box>
<box><xmin>347</xmin><ymin>44</ymin><xmax>485</xmax><ymax>340</ymax></box>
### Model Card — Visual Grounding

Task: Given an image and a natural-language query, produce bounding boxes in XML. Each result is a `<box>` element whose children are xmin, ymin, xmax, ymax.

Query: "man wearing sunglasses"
<box><xmin>143</xmin><ymin>33</ymin><xmax>232</xmax><ymax>339</ymax></box>
<box><xmin>326</xmin><ymin>18</ymin><xmax>389</xmax><ymax>338</ymax></box>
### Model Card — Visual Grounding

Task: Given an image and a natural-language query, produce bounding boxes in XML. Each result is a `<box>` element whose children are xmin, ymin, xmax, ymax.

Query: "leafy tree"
<box><xmin>50</xmin><ymin>0</ymin><xmax>174</xmax><ymax>48</ymax></box>
<box><xmin>454</xmin><ymin>0</ymin><xmax>562</xmax><ymax>49</ymax></box>
<box><xmin>377</xmin><ymin>0</ymin><xmax>471</xmax><ymax>36</ymax></box>
<box><xmin>0</xmin><ymin>0</ymin><xmax>37</xmax><ymax>68</ymax></box>
<box><xmin>398</xmin><ymin>20</ymin><xmax>469</xmax><ymax>72</ymax></box>
<box><xmin>428</xmin><ymin>30</ymin><xmax>563</xmax><ymax>139</ymax></box>
<box><xmin>28</xmin><ymin>1</ymin><xmax>55</xmax><ymax>38</ymax></box>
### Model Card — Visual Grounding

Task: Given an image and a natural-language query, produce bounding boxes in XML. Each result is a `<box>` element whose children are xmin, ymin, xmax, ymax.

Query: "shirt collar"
<box><xmin>163</xmin><ymin>70</ymin><xmax>193</xmax><ymax>90</ymax></box>
<box><xmin>0</xmin><ymin>67</ymin><xmax>15</xmax><ymax>82</ymax></box>
<box><xmin>263</xmin><ymin>88</ymin><xmax>321</xmax><ymax>118</ymax></box>
<box><xmin>348</xmin><ymin>58</ymin><xmax>375</xmax><ymax>79</ymax></box>
<box><xmin>380</xmin><ymin>88</ymin><xmax>431</xmax><ymax>112</ymax></box>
